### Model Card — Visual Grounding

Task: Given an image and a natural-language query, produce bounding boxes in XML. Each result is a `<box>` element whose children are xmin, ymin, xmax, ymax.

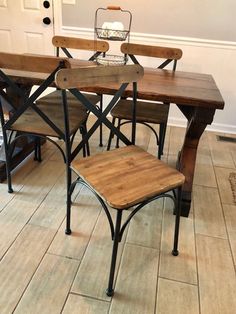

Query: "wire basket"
<box><xmin>95</xmin><ymin>27</ymin><xmax>129</xmax><ymax>41</ymax></box>
<box><xmin>96</xmin><ymin>54</ymin><xmax>128</xmax><ymax>66</ymax></box>
<box><xmin>94</xmin><ymin>6</ymin><xmax>132</xmax><ymax>41</ymax></box>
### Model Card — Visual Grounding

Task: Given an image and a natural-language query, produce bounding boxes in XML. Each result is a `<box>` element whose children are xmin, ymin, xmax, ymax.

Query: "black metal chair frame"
<box><xmin>107</xmin><ymin>53</ymin><xmax>178</xmax><ymax>159</ymax></box>
<box><xmin>69</xmin><ymin>176</ymin><xmax>182</xmax><ymax>297</ymax></box>
<box><xmin>60</xmin><ymin>70</ymin><xmax>182</xmax><ymax>297</ymax></box>
<box><xmin>65</xmin><ymin>81</ymin><xmax>137</xmax><ymax>162</ymax></box>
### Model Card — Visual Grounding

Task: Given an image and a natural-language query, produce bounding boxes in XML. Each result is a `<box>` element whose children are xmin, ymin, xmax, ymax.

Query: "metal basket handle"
<box><xmin>107</xmin><ymin>5</ymin><xmax>121</xmax><ymax>10</ymax></box>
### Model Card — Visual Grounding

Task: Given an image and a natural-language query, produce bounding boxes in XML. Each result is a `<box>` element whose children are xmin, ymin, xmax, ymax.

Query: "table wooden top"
<box><xmin>85</xmin><ymin>68</ymin><xmax>224</xmax><ymax>109</ymax></box>
<box><xmin>1</xmin><ymin>64</ymin><xmax>224</xmax><ymax>110</ymax></box>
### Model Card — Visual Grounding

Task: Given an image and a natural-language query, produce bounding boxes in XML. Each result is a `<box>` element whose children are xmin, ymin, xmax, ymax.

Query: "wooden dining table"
<box><xmin>0</xmin><ymin>62</ymin><xmax>224</xmax><ymax>217</ymax></box>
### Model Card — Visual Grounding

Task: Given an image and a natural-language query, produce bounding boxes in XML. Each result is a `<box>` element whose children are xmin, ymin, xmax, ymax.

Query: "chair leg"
<box><xmin>106</xmin><ymin>210</ymin><xmax>123</xmax><ymax>297</ymax></box>
<box><xmin>80</xmin><ymin>124</ymin><xmax>90</xmax><ymax>157</ymax></box>
<box><xmin>65</xmin><ymin>170</ymin><xmax>72</xmax><ymax>235</ymax></box>
<box><xmin>34</xmin><ymin>137</ymin><xmax>42</xmax><ymax>162</ymax></box>
<box><xmin>115</xmin><ymin>119</ymin><xmax>121</xmax><ymax>149</ymax></box>
<box><xmin>2</xmin><ymin>132</ymin><xmax>13</xmax><ymax>193</ymax></box>
<box><xmin>99</xmin><ymin>94</ymin><xmax>103</xmax><ymax>147</ymax></box>
<box><xmin>5</xmin><ymin>144</ymin><xmax>13</xmax><ymax>193</ymax></box>
<box><xmin>172</xmin><ymin>186</ymin><xmax>182</xmax><ymax>256</ymax></box>
<box><xmin>65</xmin><ymin>139</ymin><xmax>72</xmax><ymax>235</ymax></box>
<box><xmin>107</xmin><ymin>117</ymin><xmax>116</xmax><ymax>151</ymax></box>
<box><xmin>84</xmin><ymin>123</ymin><xmax>90</xmax><ymax>156</ymax></box>
<box><xmin>158</xmin><ymin>123</ymin><xmax>167</xmax><ymax>159</ymax></box>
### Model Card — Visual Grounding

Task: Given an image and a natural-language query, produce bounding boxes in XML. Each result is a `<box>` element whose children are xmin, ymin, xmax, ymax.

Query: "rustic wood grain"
<box><xmin>121</xmin><ymin>42</ymin><xmax>183</xmax><ymax>60</ymax></box>
<box><xmin>71</xmin><ymin>145</ymin><xmax>185</xmax><ymax>209</ymax></box>
<box><xmin>52</xmin><ymin>35</ymin><xmax>109</xmax><ymax>52</ymax></box>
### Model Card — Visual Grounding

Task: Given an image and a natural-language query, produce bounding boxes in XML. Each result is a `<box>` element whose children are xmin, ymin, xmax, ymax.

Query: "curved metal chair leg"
<box><xmin>106</xmin><ymin>210</ymin><xmax>123</xmax><ymax>297</ymax></box>
<box><xmin>172</xmin><ymin>186</ymin><xmax>182</xmax><ymax>256</ymax></box>
<box><xmin>65</xmin><ymin>180</ymin><xmax>77</xmax><ymax>235</ymax></box>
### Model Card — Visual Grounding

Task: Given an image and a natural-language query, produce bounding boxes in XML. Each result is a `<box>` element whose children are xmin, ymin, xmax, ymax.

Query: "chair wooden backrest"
<box><xmin>55</xmin><ymin>64</ymin><xmax>143</xmax><ymax>89</ymax></box>
<box><xmin>0</xmin><ymin>52</ymin><xmax>69</xmax><ymax>73</ymax></box>
<box><xmin>121</xmin><ymin>43</ymin><xmax>183</xmax><ymax>70</ymax></box>
<box><xmin>52</xmin><ymin>35</ymin><xmax>109</xmax><ymax>61</ymax></box>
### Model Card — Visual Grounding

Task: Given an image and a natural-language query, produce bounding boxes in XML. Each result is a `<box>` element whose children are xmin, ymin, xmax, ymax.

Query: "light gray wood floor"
<box><xmin>0</xmin><ymin>117</ymin><xmax>236</xmax><ymax>314</ymax></box>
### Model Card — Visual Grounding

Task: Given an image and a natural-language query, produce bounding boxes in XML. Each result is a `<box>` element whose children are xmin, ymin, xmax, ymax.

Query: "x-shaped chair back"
<box><xmin>50</xmin><ymin>35</ymin><xmax>110</xmax><ymax>147</ymax></box>
<box><xmin>0</xmin><ymin>52</ymin><xmax>70</xmax><ymax>134</ymax></box>
<box><xmin>55</xmin><ymin>64</ymin><xmax>144</xmax><ymax>159</ymax></box>
<box><xmin>0</xmin><ymin>52</ymin><xmax>71</xmax><ymax>191</ymax></box>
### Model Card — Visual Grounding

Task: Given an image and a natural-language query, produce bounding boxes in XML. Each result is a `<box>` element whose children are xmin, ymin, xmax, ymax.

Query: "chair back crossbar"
<box><xmin>52</xmin><ymin>35</ymin><xmax>109</xmax><ymax>61</ymax></box>
<box><xmin>55</xmin><ymin>63</ymin><xmax>143</xmax><ymax>89</ymax></box>
<box><xmin>121</xmin><ymin>42</ymin><xmax>182</xmax><ymax>68</ymax></box>
<box><xmin>0</xmin><ymin>52</ymin><xmax>69</xmax><ymax>73</ymax></box>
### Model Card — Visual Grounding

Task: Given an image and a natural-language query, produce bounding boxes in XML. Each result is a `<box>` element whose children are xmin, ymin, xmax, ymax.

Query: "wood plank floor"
<box><xmin>0</xmin><ymin>116</ymin><xmax>236</xmax><ymax>314</ymax></box>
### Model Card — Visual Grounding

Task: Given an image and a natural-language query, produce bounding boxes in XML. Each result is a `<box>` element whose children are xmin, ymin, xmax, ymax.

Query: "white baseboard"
<box><xmin>168</xmin><ymin>117</ymin><xmax>236</xmax><ymax>134</ymax></box>
<box><xmin>61</xmin><ymin>26</ymin><xmax>236</xmax><ymax>49</ymax></box>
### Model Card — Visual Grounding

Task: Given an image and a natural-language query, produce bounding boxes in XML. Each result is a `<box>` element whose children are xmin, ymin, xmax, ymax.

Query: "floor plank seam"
<box><xmin>192</xmin><ymin>198</ymin><xmax>202</xmax><ymax>314</ymax></box>
<box><xmin>211</xmin><ymin>160</ymin><xmax>236</xmax><ymax>272</ymax></box>
<box><xmin>158</xmin><ymin>276</ymin><xmax>198</xmax><ymax>287</ymax></box>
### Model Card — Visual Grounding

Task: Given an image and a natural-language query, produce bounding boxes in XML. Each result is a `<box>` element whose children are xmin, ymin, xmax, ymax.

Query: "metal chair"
<box><xmin>55</xmin><ymin>64</ymin><xmax>185</xmax><ymax>297</ymax></box>
<box><xmin>0</xmin><ymin>52</ymin><xmax>88</xmax><ymax>195</ymax></box>
<box><xmin>107</xmin><ymin>43</ymin><xmax>183</xmax><ymax>159</ymax></box>
<box><xmin>36</xmin><ymin>35</ymin><xmax>109</xmax><ymax>148</ymax></box>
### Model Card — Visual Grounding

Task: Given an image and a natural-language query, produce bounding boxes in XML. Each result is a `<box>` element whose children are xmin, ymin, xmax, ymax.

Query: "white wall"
<box><xmin>59</xmin><ymin>1</ymin><xmax>236</xmax><ymax>134</ymax></box>
<box><xmin>62</xmin><ymin>0</ymin><xmax>236</xmax><ymax>41</ymax></box>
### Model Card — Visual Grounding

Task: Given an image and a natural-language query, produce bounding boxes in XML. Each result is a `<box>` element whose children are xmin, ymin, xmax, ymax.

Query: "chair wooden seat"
<box><xmin>110</xmin><ymin>99</ymin><xmax>169</xmax><ymax>124</ymax></box>
<box><xmin>71</xmin><ymin>145</ymin><xmax>185</xmax><ymax>209</ymax></box>
<box><xmin>11</xmin><ymin>100</ymin><xmax>89</xmax><ymax>137</ymax></box>
<box><xmin>36</xmin><ymin>89</ymin><xmax>100</xmax><ymax>110</ymax></box>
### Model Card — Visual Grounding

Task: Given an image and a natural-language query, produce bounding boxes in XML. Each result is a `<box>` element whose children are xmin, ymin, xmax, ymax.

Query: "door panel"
<box><xmin>0</xmin><ymin>0</ymin><xmax>54</xmax><ymax>54</ymax></box>
<box><xmin>23</xmin><ymin>0</ymin><xmax>40</xmax><ymax>10</ymax></box>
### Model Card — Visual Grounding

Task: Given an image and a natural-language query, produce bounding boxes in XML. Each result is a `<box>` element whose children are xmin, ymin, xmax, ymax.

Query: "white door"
<box><xmin>0</xmin><ymin>0</ymin><xmax>55</xmax><ymax>54</ymax></box>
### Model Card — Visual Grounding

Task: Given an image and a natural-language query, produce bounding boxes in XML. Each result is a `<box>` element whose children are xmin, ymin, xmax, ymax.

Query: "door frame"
<box><xmin>53</xmin><ymin>0</ymin><xmax>63</xmax><ymax>36</ymax></box>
